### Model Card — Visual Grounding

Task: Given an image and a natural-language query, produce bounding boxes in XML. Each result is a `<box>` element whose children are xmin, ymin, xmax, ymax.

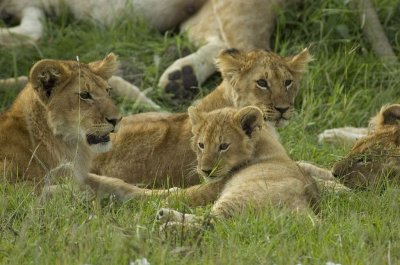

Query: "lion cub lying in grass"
<box><xmin>331</xmin><ymin>104</ymin><xmax>400</xmax><ymax>189</ymax></box>
<box><xmin>92</xmin><ymin>48</ymin><xmax>311</xmax><ymax>189</ymax></box>
<box><xmin>0</xmin><ymin>54</ymin><xmax>121</xmax><ymax>188</ymax></box>
<box><xmin>0</xmin><ymin>53</ymin><xmax>177</xmax><ymax>198</ymax></box>
<box><xmin>156</xmin><ymin>106</ymin><xmax>320</xmax><ymax>226</ymax></box>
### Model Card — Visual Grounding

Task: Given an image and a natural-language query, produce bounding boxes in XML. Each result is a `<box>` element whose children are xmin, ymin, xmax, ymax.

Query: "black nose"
<box><xmin>202</xmin><ymin>169</ymin><xmax>212</xmax><ymax>176</ymax></box>
<box><xmin>274</xmin><ymin>107</ymin><xmax>289</xmax><ymax>114</ymax></box>
<box><xmin>106</xmin><ymin>117</ymin><xmax>120</xmax><ymax>127</ymax></box>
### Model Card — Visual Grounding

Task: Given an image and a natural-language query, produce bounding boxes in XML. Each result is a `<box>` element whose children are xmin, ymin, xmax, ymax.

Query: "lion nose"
<box><xmin>202</xmin><ymin>169</ymin><xmax>212</xmax><ymax>176</ymax></box>
<box><xmin>274</xmin><ymin>106</ymin><xmax>289</xmax><ymax>114</ymax></box>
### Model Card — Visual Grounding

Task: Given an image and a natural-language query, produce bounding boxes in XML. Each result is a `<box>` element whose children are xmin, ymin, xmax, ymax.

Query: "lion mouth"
<box><xmin>86</xmin><ymin>134</ymin><xmax>110</xmax><ymax>145</ymax></box>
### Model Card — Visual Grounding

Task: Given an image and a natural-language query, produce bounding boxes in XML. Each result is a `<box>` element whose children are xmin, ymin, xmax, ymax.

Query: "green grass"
<box><xmin>1</xmin><ymin>0</ymin><xmax>400</xmax><ymax>264</ymax></box>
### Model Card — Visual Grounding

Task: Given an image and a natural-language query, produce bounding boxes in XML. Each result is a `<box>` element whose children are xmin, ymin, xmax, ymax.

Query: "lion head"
<box><xmin>188</xmin><ymin>106</ymin><xmax>264</xmax><ymax>181</ymax></box>
<box><xmin>29</xmin><ymin>53</ymin><xmax>121</xmax><ymax>154</ymax></box>
<box><xmin>216</xmin><ymin>48</ymin><xmax>311</xmax><ymax>127</ymax></box>
<box><xmin>332</xmin><ymin>104</ymin><xmax>400</xmax><ymax>189</ymax></box>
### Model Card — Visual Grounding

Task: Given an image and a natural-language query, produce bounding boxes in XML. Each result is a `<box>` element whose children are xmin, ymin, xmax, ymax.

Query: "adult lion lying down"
<box><xmin>91</xmin><ymin>48</ymin><xmax>311</xmax><ymax>190</ymax></box>
<box><xmin>156</xmin><ymin>106</ymin><xmax>319</xmax><ymax>227</ymax></box>
<box><xmin>0</xmin><ymin>54</ymin><xmax>176</xmax><ymax>198</ymax></box>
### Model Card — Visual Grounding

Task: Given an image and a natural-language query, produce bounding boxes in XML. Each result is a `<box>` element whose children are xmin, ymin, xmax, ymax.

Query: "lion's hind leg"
<box><xmin>158</xmin><ymin>40</ymin><xmax>225</xmax><ymax>101</ymax></box>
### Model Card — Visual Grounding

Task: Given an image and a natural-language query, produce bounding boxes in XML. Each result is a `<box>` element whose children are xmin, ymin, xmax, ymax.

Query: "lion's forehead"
<box><xmin>70</xmin><ymin>70</ymin><xmax>109</xmax><ymax>94</ymax></box>
<box><xmin>196</xmin><ymin>120</ymin><xmax>240</xmax><ymax>146</ymax></box>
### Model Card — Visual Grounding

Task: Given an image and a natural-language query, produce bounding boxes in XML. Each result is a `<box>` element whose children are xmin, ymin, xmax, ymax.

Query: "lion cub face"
<box><xmin>188</xmin><ymin>106</ymin><xmax>264</xmax><ymax>181</ymax></box>
<box><xmin>332</xmin><ymin>104</ymin><xmax>400</xmax><ymax>189</ymax></box>
<box><xmin>216</xmin><ymin>48</ymin><xmax>311</xmax><ymax>127</ymax></box>
<box><xmin>29</xmin><ymin>54</ymin><xmax>121</xmax><ymax>153</ymax></box>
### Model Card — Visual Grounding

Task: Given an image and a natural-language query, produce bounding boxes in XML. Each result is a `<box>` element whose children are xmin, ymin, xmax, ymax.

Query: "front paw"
<box><xmin>156</xmin><ymin>208</ymin><xmax>184</xmax><ymax>223</ymax></box>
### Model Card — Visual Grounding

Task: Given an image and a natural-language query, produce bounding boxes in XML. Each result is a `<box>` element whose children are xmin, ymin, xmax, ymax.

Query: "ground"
<box><xmin>0</xmin><ymin>0</ymin><xmax>400</xmax><ymax>264</ymax></box>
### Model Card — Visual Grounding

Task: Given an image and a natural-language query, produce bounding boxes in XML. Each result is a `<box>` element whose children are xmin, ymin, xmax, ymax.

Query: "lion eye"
<box><xmin>198</xmin><ymin>143</ymin><xmax>205</xmax><ymax>150</ymax></box>
<box><xmin>79</xmin><ymin>91</ymin><xmax>93</xmax><ymax>100</ymax></box>
<box><xmin>219</xmin><ymin>143</ymin><xmax>230</xmax><ymax>151</ymax></box>
<box><xmin>284</xmin><ymin>79</ymin><xmax>293</xmax><ymax>89</ymax></box>
<box><xmin>256</xmin><ymin>79</ymin><xmax>270</xmax><ymax>90</ymax></box>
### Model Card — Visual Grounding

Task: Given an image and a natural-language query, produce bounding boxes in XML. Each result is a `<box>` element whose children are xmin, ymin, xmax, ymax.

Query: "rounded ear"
<box><xmin>215</xmin><ymin>48</ymin><xmax>246</xmax><ymax>80</ymax></box>
<box><xmin>381</xmin><ymin>104</ymin><xmax>400</xmax><ymax>125</ymax></box>
<box><xmin>29</xmin><ymin>59</ymin><xmax>71</xmax><ymax>102</ymax></box>
<box><xmin>285</xmin><ymin>48</ymin><xmax>312</xmax><ymax>74</ymax></box>
<box><xmin>89</xmin><ymin>53</ymin><xmax>119</xmax><ymax>80</ymax></box>
<box><xmin>234</xmin><ymin>106</ymin><xmax>264</xmax><ymax>137</ymax></box>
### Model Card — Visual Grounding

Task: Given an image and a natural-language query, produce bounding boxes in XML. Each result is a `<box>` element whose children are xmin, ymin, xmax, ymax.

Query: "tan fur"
<box><xmin>92</xmin><ymin>48</ymin><xmax>311</xmax><ymax>188</ymax></box>
<box><xmin>332</xmin><ymin>104</ymin><xmax>400</xmax><ymax>189</ymax></box>
<box><xmin>0</xmin><ymin>0</ymin><xmax>299</xmax><ymax>98</ymax></box>
<box><xmin>158</xmin><ymin>0</ymin><xmax>299</xmax><ymax>93</ymax></box>
<box><xmin>156</xmin><ymin>106</ymin><xmax>319</xmax><ymax>225</ymax></box>
<box><xmin>0</xmin><ymin>0</ymin><xmax>206</xmax><ymax>45</ymax></box>
<box><xmin>0</xmin><ymin>54</ymin><xmax>121</xmax><ymax>187</ymax></box>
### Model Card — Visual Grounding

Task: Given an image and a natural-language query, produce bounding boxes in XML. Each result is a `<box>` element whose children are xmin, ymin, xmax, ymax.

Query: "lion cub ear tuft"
<box><xmin>286</xmin><ymin>48</ymin><xmax>312</xmax><ymax>74</ymax></box>
<box><xmin>235</xmin><ymin>106</ymin><xmax>264</xmax><ymax>137</ymax></box>
<box><xmin>29</xmin><ymin>59</ymin><xmax>70</xmax><ymax>101</ymax></box>
<box><xmin>89</xmin><ymin>53</ymin><xmax>119</xmax><ymax>80</ymax></box>
<box><xmin>215</xmin><ymin>48</ymin><xmax>245</xmax><ymax>80</ymax></box>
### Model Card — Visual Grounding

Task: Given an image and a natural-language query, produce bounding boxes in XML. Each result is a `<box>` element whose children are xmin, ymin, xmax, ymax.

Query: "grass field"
<box><xmin>1</xmin><ymin>0</ymin><xmax>400</xmax><ymax>264</ymax></box>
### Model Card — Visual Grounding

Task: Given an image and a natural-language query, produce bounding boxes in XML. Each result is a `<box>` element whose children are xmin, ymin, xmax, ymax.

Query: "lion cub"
<box><xmin>156</xmin><ymin>106</ymin><xmax>320</xmax><ymax>224</ymax></box>
<box><xmin>0</xmin><ymin>54</ymin><xmax>121</xmax><ymax>188</ymax></box>
<box><xmin>92</xmin><ymin>48</ymin><xmax>311</xmax><ymax>188</ymax></box>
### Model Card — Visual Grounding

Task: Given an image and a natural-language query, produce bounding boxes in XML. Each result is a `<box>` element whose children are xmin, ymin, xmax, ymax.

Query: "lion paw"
<box><xmin>156</xmin><ymin>208</ymin><xmax>184</xmax><ymax>223</ymax></box>
<box><xmin>159</xmin><ymin>53</ymin><xmax>200</xmax><ymax>101</ymax></box>
<box><xmin>163</xmin><ymin>65</ymin><xmax>199</xmax><ymax>100</ymax></box>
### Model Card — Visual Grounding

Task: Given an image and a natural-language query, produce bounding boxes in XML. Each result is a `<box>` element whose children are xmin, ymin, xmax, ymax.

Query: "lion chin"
<box><xmin>86</xmin><ymin>134</ymin><xmax>112</xmax><ymax>154</ymax></box>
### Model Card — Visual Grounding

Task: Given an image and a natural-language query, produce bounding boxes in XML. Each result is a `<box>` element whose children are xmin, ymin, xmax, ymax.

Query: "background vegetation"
<box><xmin>1</xmin><ymin>0</ymin><xmax>399</xmax><ymax>264</ymax></box>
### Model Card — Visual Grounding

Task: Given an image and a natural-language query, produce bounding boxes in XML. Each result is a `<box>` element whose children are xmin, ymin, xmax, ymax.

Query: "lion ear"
<box><xmin>285</xmin><ymin>48</ymin><xmax>312</xmax><ymax>74</ymax></box>
<box><xmin>380</xmin><ymin>104</ymin><xmax>400</xmax><ymax>126</ymax></box>
<box><xmin>188</xmin><ymin>106</ymin><xmax>205</xmax><ymax>127</ymax></box>
<box><xmin>89</xmin><ymin>53</ymin><xmax>119</xmax><ymax>80</ymax></box>
<box><xmin>215</xmin><ymin>48</ymin><xmax>246</xmax><ymax>80</ymax></box>
<box><xmin>234</xmin><ymin>106</ymin><xmax>264</xmax><ymax>137</ymax></box>
<box><xmin>29</xmin><ymin>59</ymin><xmax>71</xmax><ymax>102</ymax></box>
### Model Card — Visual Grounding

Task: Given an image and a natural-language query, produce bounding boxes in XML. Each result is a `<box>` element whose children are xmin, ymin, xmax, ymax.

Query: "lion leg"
<box><xmin>0</xmin><ymin>76</ymin><xmax>28</xmax><ymax>91</ymax></box>
<box><xmin>318</xmin><ymin>127</ymin><xmax>368</xmax><ymax>146</ymax></box>
<box><xmin>85</xmin><ymin>173</ymin><xmax>178</xmax><ymax>201</ymax></box>
<box><xmin>297</xmin><ymin>162</ymin><xmax>350</xmax><ymax>192</ymax></box>
<box><xmin>179</xmin><ymin>179</ymin><xmax>226</xmax><ymax>206</ymax></box>
<box><xmin>0</xmin><ymin>7</ymin><xmax>44</xmax><ymax>46</ymax></box>
<box><xmin>158</xmin><ymin>40</ymin><xmax>225</xmax><ymax>100</ymax></box>
<box><xmin>108</xmin><ymin>76</ymin><xmax>160</xmax><ymax>110</ymax></box>
<box><xmin>211</xmin><ymin>0</ymin><xmax>282</xmax><ymax>50</ymax></box>
<box><xmin>297</xmin><ymin>161</ymin><xmax>335</xmax><ymax>180</ymax></box>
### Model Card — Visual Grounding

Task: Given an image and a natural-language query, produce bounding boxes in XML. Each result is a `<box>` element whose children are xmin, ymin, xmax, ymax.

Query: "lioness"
<box><xmin>331</xmin><ymin>104</ymin><xmax>400</xmax><ymax>189</ymax></box>
<box><xmin>0</xmin><ymin>54</ymin><xmax>121</xmax><ymax>186</ymax></box>
<box><xmin>92</xmin><ymin>48</ymin><xmax>311</xmax><ymax>188</ymax></box>
<box><xmin>156</xmin><ymin>106</ymin><xmax>319</xmax><ymax>226</ymax></box>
